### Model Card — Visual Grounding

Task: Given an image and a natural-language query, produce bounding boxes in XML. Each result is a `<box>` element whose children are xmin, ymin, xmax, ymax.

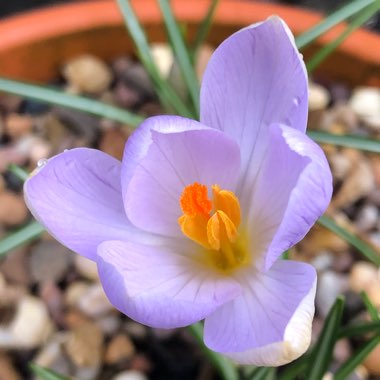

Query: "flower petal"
<box><xmin>248</xmin><ymin>124</ymin><xmax>332</xmax><ymax>270</ymax></box>
<box><xmin>122</xmin><ymin>116</ymin><xmax>241</xmax><ymax>236</ymax></box>
<box><xmin>24</xmin><ymin>148</ymin><xmax>147</xmax><ymax>260</ymax></box>
<box><xmin>200</xmin><ymin>17</ymin><xmax>308</xmax><ymax>206</ymax></box>
<box><xmin>97</xmin><ymin>240</ymin><xmax>241</xmax><ymax>328</ymax></box>
<box><xmin>204</xmin><ymin>260</ymin><xmax>316</xmax><ymax>366</ymax></box>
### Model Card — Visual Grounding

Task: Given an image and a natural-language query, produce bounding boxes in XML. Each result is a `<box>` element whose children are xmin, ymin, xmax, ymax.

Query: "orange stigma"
<box><xmin>178</xmin><ymin>182</ymin><xmax>249</xmax><ymax>272</ymax></box>
<box><xmin>180</xmin><ymin>182</ymin><xmax>212</xmax><ymax>218</ymax></box>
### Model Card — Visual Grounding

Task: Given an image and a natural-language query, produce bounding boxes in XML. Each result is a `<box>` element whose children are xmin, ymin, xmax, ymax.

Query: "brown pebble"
<box><xmin>29</xmin><ymin>138</ymin><xmax>51</xmax><ymax>166</ymax></box>
<box><xmin>0</xmin><ymin>146</ymin><xmax>28</xmax><ymax>173</ymax></box>
<box><xmin>333</xmin><ymin>338</ymin><xmax>352</xmax><ymax>363</ymax></box>
<box><xmin>363</xmin><ymin>343</ymin><xmax>380</xmax><ymax>375</ymax></box>
<box><xmin>64</xmin><ymin>321</ymin><xmax>104</xmax><ymax>367</ymax></box>
<box><xmin>370</xmin><ymin>154</ymin><xmax>380</xmax><ymax>188</ymax></box>
<box><xmin>331</xmin><ymin>251</ymin><xmax>354</xmax><ymax>273</ymax></box>
<box><xmin>64</xmin><ymin>310</ymin><xmax>90</xmax><ymax>329</ymax></box>
<box><xmin>366</xmin><ymin>279</ymin><xmax>380</xmax><ymax>307</ymax></box>
<box><xmin>299</xmin><ymin>224</ymin><xmax>349</xmax><ymax>255</ymax></box>
<box><xmin>138</xmin><ymin>101</ymin><xmax>163</xmax><ymax>116</ymax></box>
<box><xmin>41</xmin><ymin>114</ymin><xmax>71</xmax><ymax>152</ymax></box>
<box><xmin>74</xmin><ymin>255</ymin><xmax>99</xmax><ymax>281</ymax></box>
<box><xmin>130</xmin><ymin>354</ymin><xmax>152</xmax><ymax>373</ymax></box>
<box><xmin>0</xmin><ymin>94</ymin><xmax>22</xmax><ymax>113</ymax></box>
<box><xmin>349</xmin><ymin>261</ymin><xmax>379</xmax><ymax>293</ymax></box>
<box><xmin>0</xmin><ymin>175</ymin><xmax>5</xmax><ymax>193</ymax></box>
<box><xmin>105</xmin><ymin>334</ymin><xmax>135</xmax><ymax>364</ymax></box>
<box><xmin>0</xmin><ymin>246</ymin><xmax>31</xmax><ymax>285</ymax></box>
<box><xmin>63</xmin><ymin>55</ymin><xmax>113</xmax><ymax>95</ymax></box>
<box><xmin>39</xmin><ymin>281</ymin><xmax>64</xmax><ymax>325</ymax></box>
<box><xmin>5</xmin><ymin>113</ymin><xmax>33</xmax><ymax>139</ymax></box>
<box><xmin>0</xmin><ymin>192</ymin><xmax>28</xmax><ymax>226</ymax></box>
<box><xmin>112</xmin><ymin>56</ymin><xmax>134</xmax><ymax>79</ymax></box>
<box><xmin>114</xmin><ymin>82</ymin><xmax>141</xmax><ymax>109</ymax></box>
<box><xmin>29</xmin><ymin>241</ymin><xmax>72</xmax><ymax>284</ymax></box>
<box><xmin>333</xmin><ymin>156</ymin><xmax>375</xmax><ymax>209</ymax></box>
<box><xmin>99</xmin><ymin>128</ymin><xmax>128</xmax><ymax>161</ymax></box>
<box><xmin>123</xmin><ymin>63</ymin><xmax>154</xmax><ymax>98</ymax></box>
<box><xmin>0</xmin><ymin>353</ymin><xmax>21</xmax><ymax>380</ymax></box>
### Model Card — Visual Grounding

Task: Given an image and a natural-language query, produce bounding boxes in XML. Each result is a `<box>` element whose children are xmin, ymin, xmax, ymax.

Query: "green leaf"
<box><xmin>360</xmin><ymin>291</ymin><xmax>379</xmax><ymax>320</ymax></box>
<box><xmin>295</xmin><ymin>0</ymin><xmax>377</xmax><ymax>49</ymax></box>
<box><xmin>188</xmin><ymin>323</ymin><xmax>239</xmax><ymax>380</ymax></box>
<box><xmin>116</xmin><ymin>0</ymin><xmax>194</xmax><ymax>118</ymax></box>
<box><xmin>0</xmin><ymin>78</ymin><xmax>144</xmax><ymax>127</ymax></box>
<box><xmin>306</xmin><ymin>1</ymin><xmax>380</xmax><ymax>73</ymax></box>
<box><xmin>0</xmin><ymin>220</ymin><xmax>44</xmax><ymax>258</ymax></box>
<box><xmin>308</xmin><ymin>131</ymin><xmax>380</xmax><ymax>154</ymax></box>
<box><xmin>318</xmin><ymin>215</ymin><xmax>380</xmax><ymax>266</ymax></box>
<box><xmin>338</xmin><ymin>321</ymin><xmax>380</xmax><ymax>339</ymax></box>
<box><xmin>8</xmin><ymin>164</ymin><xmax>29</xmax><ymax>182</ymax></box>
<box><xmin>158</xmin><ymin>0</ymin><xmax>200</xmax><ymax>115</ymax></box>
<box><xmin>245</xmin><ymin>367</ymin><xmax>276</xmax><ymax>380</ymax></box>
<box><xmin>334</xmin><ymin>334</ymin><xmax>380</xmax><ymax>380</ymax></box>
<box><xmin>305</xmin><ymin>296</ymin><xmax>345</xmax><ymax>380</ymax></box>
<box><xmin>191</xmin><ymin>0</ymin><xmax>219</xmax><ymax>54</ymax></box>
<box><xmin>278</xmin><ymin>355</ymin><xmax>309</xmax><ymax>380</ymax></box>
<box><xmin>29</xmin><ymin>363</ymin><xmax>70</xmax><ymax>380</ymax></box>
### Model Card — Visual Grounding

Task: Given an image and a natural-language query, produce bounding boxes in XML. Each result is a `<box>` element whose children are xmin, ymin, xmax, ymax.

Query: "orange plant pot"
<box><xmin>0</xmin><ymin>0</ymin><xmax>378</xmax><ymax>86</ymax></box>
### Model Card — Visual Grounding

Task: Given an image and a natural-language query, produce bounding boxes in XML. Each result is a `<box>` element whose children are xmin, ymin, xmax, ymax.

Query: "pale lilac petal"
<box><xmin>204</xmin><ymin>260</ymin><xmax>316</xmax><ymax>366</ymax></box>
<box><xmin>248</xmin><ymin>124</ymin><xmax>332</xmax><ymax>270</ymax></box>
<box><xmin>123</xmin><ymin>116</ymin><xmax>241</xmax><ymax>236</ymax></box>
<box><xmin>97</xmin><ymin>240</ymin><xmax>241</xmax><ymax>328</ymax></box>
<box><xmin>200</xmin><ymin>17</ymin><xmax>308</xmax><ymax>207</ymax></box>
<box><xmin>24</xmin><ymin>148</ymin><xmax>147</xmax><ymax>261</ymax></box>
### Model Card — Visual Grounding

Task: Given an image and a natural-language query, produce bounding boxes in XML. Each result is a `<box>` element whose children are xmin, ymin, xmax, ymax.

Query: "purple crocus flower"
<box><xmin>25</xmin><ymin>17</ymin><xmax>332</xmax><ymax>366</ymax></box>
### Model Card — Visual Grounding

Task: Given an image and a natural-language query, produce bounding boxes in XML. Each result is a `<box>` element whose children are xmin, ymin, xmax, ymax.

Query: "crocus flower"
<box><xmin>25</xmin><ymin>17</ymin><xmax>332</xmax><ymax>366</ymax></box>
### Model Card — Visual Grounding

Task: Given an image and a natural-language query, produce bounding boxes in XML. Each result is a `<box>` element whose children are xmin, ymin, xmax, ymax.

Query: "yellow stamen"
<box><xmin>178</xmin><ymin>182</ymin><xmax>249</xmax><ymax>273</ymax></box>
<box><xmin>212</xmin><ymin>185</ymin><xmax>241</xmax><ymax>227</ymax></box>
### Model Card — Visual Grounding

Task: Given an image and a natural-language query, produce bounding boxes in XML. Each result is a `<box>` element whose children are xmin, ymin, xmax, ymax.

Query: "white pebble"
<box><xmin>350</xmin><ymin>87</ymin><xmax>380</xmax><ymax>130</ymax></box>
<box><xmin>308</xmin><ymin>82</ymin><xmax>330</xmax><ymax>111</ymax></box>
<box><xmin>113</xmin><ymin>370</ymin><xmax>147</xmax><ymax>380</ymax></box>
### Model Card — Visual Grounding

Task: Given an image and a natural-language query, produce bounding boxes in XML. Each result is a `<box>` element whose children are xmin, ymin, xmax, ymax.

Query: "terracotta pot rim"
<box><xmin>0</xmin><ymin>0</ymin><xmax>379</xmax><ymax>66</ymax></box>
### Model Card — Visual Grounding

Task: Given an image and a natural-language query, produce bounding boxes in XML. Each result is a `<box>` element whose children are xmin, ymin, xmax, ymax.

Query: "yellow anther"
<box><xmin>207</xmin><ymin>211</ymin><xmax>238</xmax><ymax>250</ymax></box>
<box><xmin>178</xmin><ymin>182</ymin><xmax>249</xmax><ymax>273</ymax></box>
<box><xmin>178</xmin><ymin>213</ymin><xmax>210</xmax><ymax>249</ymax></box>
<box><xmin>212</xmin><ymin>185</ymin><xmax>241</xmax><ymax>227</ymax></box>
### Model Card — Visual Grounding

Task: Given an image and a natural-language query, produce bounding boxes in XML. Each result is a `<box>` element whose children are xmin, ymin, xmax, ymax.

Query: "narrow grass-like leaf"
<box><xmin>361</xmin><ymin>291</ymin><xmax>380</xmax><ymax>320</ymax></box>
<box><xmin>246</xmin><ymin>367</ymin><xmax>276</xmax><ymax>380</ymax></box>
<box><xmin>334</xmin><ymin>334</ymin><xmax>380</xmax><ymax>380</ymax></box>
<box><xmin>295</xmin><ymin>0</ymin><xmax>376</xmax><ymax>49</ymax></box>
<box><xmin>0</xmin><ymin>78</ymin><xmax>144</xmax><ymax>127</ymax></box>
<box><xmin>8</xmin><ymin>164</ymin><xmax>29</xmax><ymax>181</ymax></box>
<box><xmin>29</xmin><ymin>363</ymin><xmax>70</xmax><ymax>380</ymax></box>
<box><xmin>0</xmin><ymin>220</ymin><xmax>44</xmax><ymax>258</ymax></box>
<box><xmin>318</xmin><ymin>215</ymin><xmax>380</xmax><ymax>266</ymax></box>
<box><xmin>338</xmin><ymin>321</ymin><xmax>380</xmax><ymax>339</ymax></box>
<box><xmin>305</xmin><ymin>296</ymin><xmax>345</xmax><ymax>380</ymax></box>
<box><xmin>278</xmin><ymin>355</ymin><xmax>309</xmax><ymax>380</ymax></box>
<box><xmin>158</xmin><ymin>0</ymin><xmax>200</xmax><ymax>115</ymax></box>
<box><xmin>306</xmin><ymin>1</ymin><xmax>380</xmax><ymax>73</ymax></box>
<box><xmin>116</xmin><ymin>0</ymin><xmax>194</xmax><ymax>118</ymax></box>
<box><xmin>308</xmin><ymin>131</ymin><xmax>380</xmax><ymax>154</ymax></box>
<box><xmin>188</xmin><ymin>323</ymin><xmax>238</xmax><ymax>380</ymax></box>
<box><xmin>191</xmin><ymin>0</ymin><xmax>219</xmax><ymax>54</ymax></box>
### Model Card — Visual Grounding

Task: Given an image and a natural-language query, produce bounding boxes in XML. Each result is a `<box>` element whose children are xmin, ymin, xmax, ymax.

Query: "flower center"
<box><xmin>178</xmin><ymin>182</ymin><xmax>250</xmax><ymax>273</ymax></box>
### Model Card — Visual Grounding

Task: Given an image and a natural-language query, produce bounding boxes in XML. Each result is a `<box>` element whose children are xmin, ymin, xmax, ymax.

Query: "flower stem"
<box><xmin>188</xmin><ymin>322</ymin><xmax>239</xmax><ymax>380</ymax></box>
